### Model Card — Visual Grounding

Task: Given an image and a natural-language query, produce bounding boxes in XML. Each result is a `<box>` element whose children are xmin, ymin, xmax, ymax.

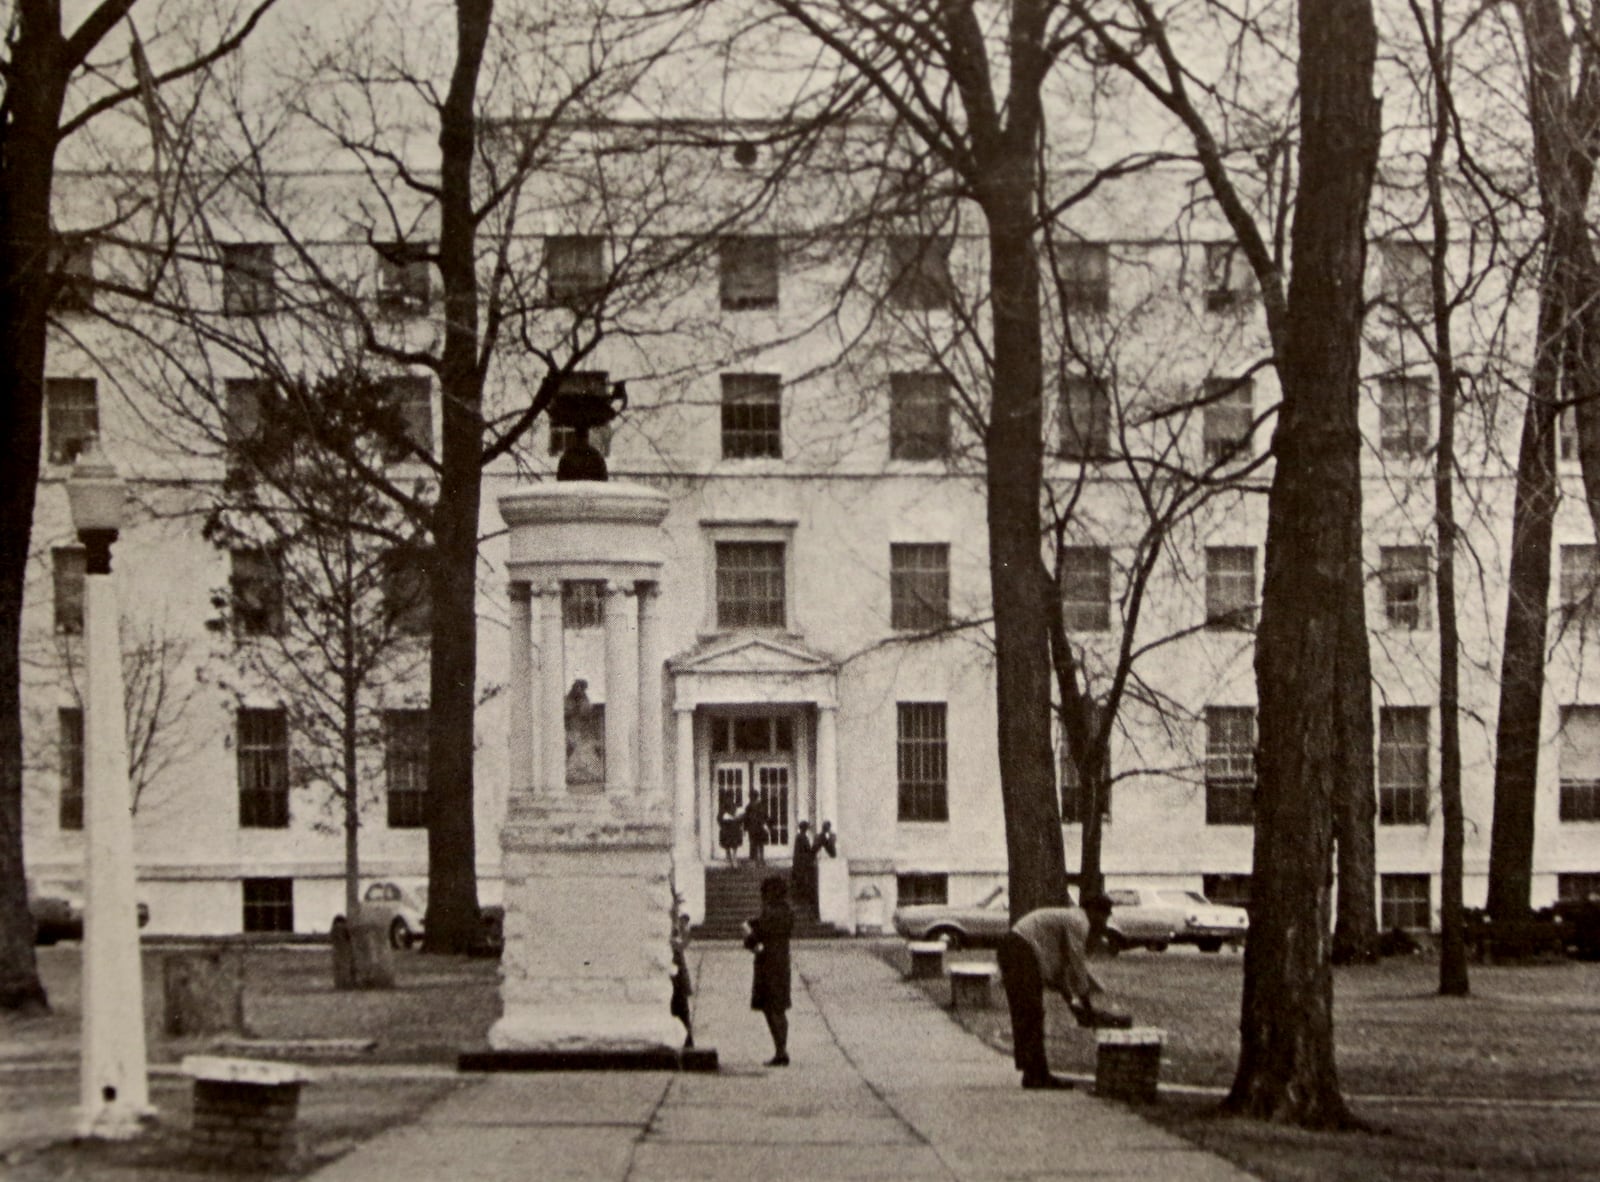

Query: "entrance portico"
<box><xmin>667</xmin><ymin>636</ymin><xmax>843</xmax><ymax>927</ymax></box>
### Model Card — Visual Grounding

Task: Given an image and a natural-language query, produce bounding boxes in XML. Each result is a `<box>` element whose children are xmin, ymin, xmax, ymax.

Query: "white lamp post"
<box><xmin>67</xmin><ymin>438</ymin><xmax>151</xmax><ymax>1138</ymax></box>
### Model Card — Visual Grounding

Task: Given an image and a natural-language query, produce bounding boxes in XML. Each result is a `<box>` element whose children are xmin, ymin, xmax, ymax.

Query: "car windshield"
<box><xmin>1157</xmin><ymin>890</ymin><xmax>1211</xmax><ymax>907</ymax></box>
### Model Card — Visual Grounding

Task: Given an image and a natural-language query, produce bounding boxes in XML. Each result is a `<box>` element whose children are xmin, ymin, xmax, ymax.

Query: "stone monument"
<box><xmin>484</xmin><ymin>382</ymin><xmax>711</xmax><ymax>1066</ymax></box>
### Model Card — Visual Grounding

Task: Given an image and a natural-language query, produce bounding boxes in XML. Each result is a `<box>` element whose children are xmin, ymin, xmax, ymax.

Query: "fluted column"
<box><xmin>538</xmin><ymin>581</ymin><xmax>566</xmax><ymax>794</ymax></box>
<box><xmin>817</xmin><ymin>705</ymin><xmax>839</xmax><ymax>829</ymax></box>
<box><xmin>604</xmin><ymin>581</ymin><xmax>638</xmax><ymax>792</ymax></box>
<box><xmin>636</xmin><ymin>583</ymin><xmax>663</xmax><ymax>796</ymax></box>
<box><xmin>675</xmin><ymin>707</ymin><xmax>698</xmax><ymax>861</ymax></box>
<box><xmin>507</xmin><ymin>582</ymin><xmax>534</xmax><ymax>797</ymax></box>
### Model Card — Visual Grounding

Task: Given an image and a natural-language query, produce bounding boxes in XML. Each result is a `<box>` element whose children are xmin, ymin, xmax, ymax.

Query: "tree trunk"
<box><xmin>1224</xmin><ymin>0</ymin><xmax>1378</xmax><ymax>1127</ymax></box>
<box><xmin>343</xmin><ymin>673</ymin><xmax>360</xmax><ymax>923</ymax></box>
<box><xmin>420</xmin><ymin>0</ymin><xmax>491</xmax><ymax>954</ymax></box>
<box><xmin>1331</xmin><ymin>647</ymin><xmax>1378</xmax><ymax>965</ymax></box>
<box><xmin>0</xmin><ymin>3</ymin><xmax>75</xmax><ymax>1013</ymax></box>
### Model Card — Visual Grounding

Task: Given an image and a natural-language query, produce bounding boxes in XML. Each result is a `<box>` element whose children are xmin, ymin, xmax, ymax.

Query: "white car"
<box><xmin>354</xmin><ymin>881</ymin><xmax>427</xmax><ymax>949</ymax></box>
<box><xmin>1104</xmin><ymin>887</ymin><xmax>1248</xmax><ymax>953</ymax></box>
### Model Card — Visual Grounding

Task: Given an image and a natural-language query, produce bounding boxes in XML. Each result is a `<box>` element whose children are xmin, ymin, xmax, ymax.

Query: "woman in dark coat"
<box><xmin>791</xmin><ymin>820</ymin><xmax>818</xmax><ymax>916</ymax></box>
<box><xmin>744</xmin><ymin>874</ymin><xmax>794</xmax><ymax>1066</ymax></box>
<box><xmin>717</xmin><ymin>791</ymin><xmax>743</xmax><ymax>863</ymax></box>
<box><xmin>743</xmin><ymin>788</ymin><xmax>768</xmax><ymax>864</ymax></box>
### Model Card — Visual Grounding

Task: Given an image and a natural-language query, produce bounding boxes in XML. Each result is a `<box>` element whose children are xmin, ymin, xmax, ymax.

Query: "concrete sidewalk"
<box><xmin>307</xmin><ymin>942</ymin><xmax>1255</xmax><ymax>1181</ymax></box>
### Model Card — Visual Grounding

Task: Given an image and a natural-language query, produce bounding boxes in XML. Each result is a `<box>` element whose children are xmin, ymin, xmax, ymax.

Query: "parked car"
<box><xmin>28</xmin><ymin>880</ymin><xmax>149</xmax><ymax>945</ymax></box>
<box><xmin>892</xmin><ymin>884</ymin><xmax>1013</xmax><ymax>949</ymax></box>
<box><xmin>353</xmin><ymin>881</ymin><xmax>427</xmax><ymax>950</ymax></box>
<box><xmin>1103</xmin><ymin>887</ymin><xmax>1249</xmax><ymax>953</ymax></box>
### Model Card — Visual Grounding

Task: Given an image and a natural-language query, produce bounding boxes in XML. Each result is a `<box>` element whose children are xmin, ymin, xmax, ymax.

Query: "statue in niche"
<box><xmin>564</xmin><ymin>679</ymin><xmax>606</xmax><ymax>788</ymax></box>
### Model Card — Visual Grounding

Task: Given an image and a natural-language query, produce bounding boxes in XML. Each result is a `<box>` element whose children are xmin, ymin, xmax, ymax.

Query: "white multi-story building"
<box><xmin>20</xmin><ymin>96</ymin><xmax>1600</xmax><ymax>936</ymax></box>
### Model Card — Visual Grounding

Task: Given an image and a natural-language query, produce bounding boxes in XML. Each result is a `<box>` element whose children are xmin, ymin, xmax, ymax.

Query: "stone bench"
<box><xmin>906</xmin><ymin>940</ymin><xmax>946</xmax><ymax>980</ymax></box>
<box><xmin>183</xmin><ymin>1055</ymin><xmax>316</xmax><ymax>1171</ymax></box>
<box><xmin>948</xmin><ymin>963</ymin><xmax>998</xmax><ymax>1009</ymax></box>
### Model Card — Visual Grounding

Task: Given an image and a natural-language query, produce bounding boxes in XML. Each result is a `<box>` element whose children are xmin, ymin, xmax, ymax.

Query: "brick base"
<box><xmin>189</xmin><ymin>1078</ymin><xmax>302</xmax><ymax>1170</ymax></box>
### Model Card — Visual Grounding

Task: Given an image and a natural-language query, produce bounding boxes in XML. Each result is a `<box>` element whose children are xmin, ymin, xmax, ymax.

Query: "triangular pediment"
<box><xmin>668</xmin><ymin>635</ymin><xmax>837</xmax><ymax>677</ymax></box>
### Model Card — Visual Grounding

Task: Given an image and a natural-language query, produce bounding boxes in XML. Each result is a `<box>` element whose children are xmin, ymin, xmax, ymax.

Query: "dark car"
<box><xmin>29</xmin><ymin>880</ymin><xmax>150</xmax><ymax>945</ymax></box>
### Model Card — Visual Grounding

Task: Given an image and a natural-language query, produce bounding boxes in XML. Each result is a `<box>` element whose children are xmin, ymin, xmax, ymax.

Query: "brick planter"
<box><xmin>1094</xmin><ymin>1028</ymin><xmax>1165</xmax><ymax>1104</ymax></box>
<box><xmin>183</xmin><ymin>1056</ymin><xmax>315</xmax><ymax>1171</ymax></box>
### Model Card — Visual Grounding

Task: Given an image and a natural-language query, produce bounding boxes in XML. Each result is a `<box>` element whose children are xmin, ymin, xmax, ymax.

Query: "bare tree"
<box><xmin>0</xmin><ymin>0</ymin><xmax>277</xmax><ymax>1012</ymax></box>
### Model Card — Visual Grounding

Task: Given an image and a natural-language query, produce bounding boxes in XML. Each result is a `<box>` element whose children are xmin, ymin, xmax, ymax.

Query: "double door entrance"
<box><xmin>709</xmin><ymin>713</ymin><xmax>797</xmax><ymax>854</ymax></box>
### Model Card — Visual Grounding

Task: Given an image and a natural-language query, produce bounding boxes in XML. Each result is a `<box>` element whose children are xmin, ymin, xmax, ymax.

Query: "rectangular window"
<box><xmin>1560</xmin><ymin>404</ymin><xmax>1580</xmax><ymax>464</ymax></box>
<box><xmin>1381</xmin><ymin>873</ymin><xmax>1431</xmax><ymax>930</ymax></box>
<box><xmin>1203</xmin><ymin>242</ymin><xmax>1253</xmax><ymax>312</ymax></box>
<box><xmin>242</xmin><ymin>877</ymin><xmax>294</xmax><ymax>933</ymax></box>
<box><xmin>548</xmin><ymin>372</ymin><xmax>613</xmax><ymax>457</ymax></box>
<box><xmin>1558</xmin><ymin>872</ymin><xmax>1600</xmax><ymax>902</ymax></box>
<box><xmin>375</xmin><ymin>242</ymin><xmax>431</xmax><ymax>316</ymax></box>
<box><xmin>718</xmin><ymin>236</ymin><xmax>779</xmax><ymax>310</ymax></box>
<box><xmin>380</xmin><ymin>375</ymin><xmax>433</xmax><ymax>462</ymax></box>
<box><xmin>1061</xmin><ymin>546</ymin><xmax>1111</xmax><ymax>632</ymax></box>
<box><xmin>1380</xmin><ymin>545</ymin><xmax>1431</xmax><ymax>630</ymax></box>
<box><xmin>1205</xmin><ymin>546</ymin><xmax>1256</xmax><ymax>630</ymax></box>
<box><xmin>52</xmin><ymin>546</ymin><xmax>85</xmax><ymax>635</ymax></box>
<box><xmin>720</xmin><ymin>373</ymin><xmax>783</xmax><ymax>459</ymax></box>
<box><xmin>546</xmin><ymin>235</ymin><xmax>605</xmax><ymax>306</ymax></box>
<box><xmin>1060</xmin><ymin>747</ymin><xmax>1110</xmax><ymax>825</ymax></box>
<box><xmin>1381</xmin><ymin>241</ymin><xmax>1431</xmax><ymax>313</ymax></box>
<box><xmin>889</xmin><ymin>372</ymin><xmax>952</xmax><ymax>461</ymax></box>
<box><xmin>224</xmin><ymin>378</ymin><xmax>272</xmax><ymax>482</ymax></box>
<box><xmin>896</xmin><ymin>873</ymin><xmax>949</xmax><ymax>907</ymax></box>
<box><xmin>890</xmin><ymin>543</ymin><xmax>950</xmax><ymax>631</ymax></box>
<box><xmin>1560</xmin><ymin>544</ymin><xmax>1600</xmax><ymax>627</ymax></box>
<box><xmin>887</xmin><ymin>235</ymin><xmax>954</xmax><ymax>310</ymax></box>
<box><xmin>222</xmin><ymin>243</ymin><xmax>277</xmax><ymax>316</ymax></box>
<box><xmin>46</xmin><ymin>378</ymin><xmax>99</xmax><ymax>465</ymax></box>
<box><xmin>1202</xmin><ymin>377</ymin><xmax>1254</xmax><ymax>464</ymax></box>
<box><xmin>385</xmin><ymin>709</ymin><xmax>429</xmax><ymax>829</ymax></box>
<box><xmin>897</xmin><ymin>702</ymin><xmax>949</xmax><ymax>822</ymax></box>
<box><xmin>52</xmin><ymin>237</ymin><xmax>95</xmax><ymax>313</ymax></box>
<box><xmin>382</xmin><ymin>547</ymin><xmax>432</xmax><ymax>637</ymax></box>
<box><xmin>58</xmin><ymin>707</ymin><xmax>83</xmax><ymax>830</ymax></box>
<box><xmin>237</xmin><ymin>708</ymin><xmax>290</xmax><ymax>828</ymax></box>
<box><xmin>230</xmin><ymin>548</ymin><xmax>283</xmax><ymax>637</ymax></box>
<box><xmin>1205</xmin><ymin>706</ymin><xmax>1255</xmax><ymax>825</ymax></box>
<box><xmin>1059</xmin><ymin>241</ymin><xmax>1110</xmax><ymax>313</ymax></box>
<box><xmin>715</xmin><ymin>541</ymin><xmax>786</xmax><ymax>629</ymax></box>
<box><xmin>1379</xmin><ymin>377</ymin><xmax>1432</xmax><ymax>458</ymax></box>
<box><xmin>1201</xmin><ymin>873</ymin><xmax>1252</xmax><ymax>911</ymax></box>
<box><xmin>1060</xmin><ymin>376</ymin><xmax>1110</xmax><ymax>461</ymax></box>
<box><xmin>562</xmin><ymin>580</ymin><xmax>605</xmax><ymax>629</ymax></box>
<box><xmin>1379</xmin><ymin>706</ymin><xmax>1429</xmax><ymax>825</ymax></box>
<box><xmin>1559</xmin><ymin>706</ymin><xmax>1600</xmax><ymax>822</ymax></box>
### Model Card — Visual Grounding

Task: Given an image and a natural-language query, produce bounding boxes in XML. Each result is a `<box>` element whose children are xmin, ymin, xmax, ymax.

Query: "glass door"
<box><xmin>753</xmin><ymin>761</ymin><xmax>792</xmax><ymax>850</ymax></box>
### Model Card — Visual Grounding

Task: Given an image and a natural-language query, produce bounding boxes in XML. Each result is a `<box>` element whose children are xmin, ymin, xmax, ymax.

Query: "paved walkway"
<box><xmin>307</xmin><ymin>942</ymin><xmax>1256</xmax><ymax>1182</ymax></box>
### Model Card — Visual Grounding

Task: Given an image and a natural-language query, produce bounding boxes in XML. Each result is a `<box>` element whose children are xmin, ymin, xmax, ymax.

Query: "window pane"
<box><xmin>719</xmin><ymin>236</ymin><xmax>778</xmax><ymax>310</ymax></box>
<box><xmin>1061</xmin><ymin>546</ymin><xmax>1111</xmax><ymax>632</ymax></box>
<box><xmin>1560</xmin><ymin>544</ymin><xmax>1600</xmax><ymax>626</ymax></box>
<box><xmin>1205</xmin><ymin>706</ymin><xmax>1254</xmax><ymax>825</ymax></box>
<box><xmin>716</xmin><ymin>541</ymin><xmax>786</xmax><ymax>629</ymax></box>
<box><xmin>385</xmin><ymin>710</ymin><xmax>429</xmax><ymax>829</ymax></box>
<box><xmin>1560</xmin><ymin>705</ymin><xmax>1600</xmax><ymax>822</ymax></box>
<box><xmin>242</xmin><ymin>877</ymin><xmax>294</xmax><ymax>932</ymax></box>
<box><xmin>52</xmin><ymin>546</ymin><xmax>85</xmax><ymax>635</ymax></box>
<box><xmin>1060</xmin><ymin>376</ymin><xmax>1110</xmax><ymax>460</ymax></box>
<box><xmin>1058</xmin><ymin>241</ymin><xmax>1110</xmax><ymax>312</ymax></box>
<box><xmin>897</xmin><ymin>702</ymin><xmax>949</xmax><ymax>821</ymax></box>
<box><xmin>887</xmin><ymin>236</ymin><xmax>953</xmax><ymax>309</ymax></box>
<box><xmin>52</xmin><ymin>236</ymin><xmax>96</xmax><ymax>313</ymax></box>
<box><xmin>1381</xmin><ymin>873</ymin><xmax>1430</xmax><ymax>929</ymax></box>
<box><xmin>1379</xmin><ymin>377</ymin><xmax>1432</xmax><ymax>458</ymax></box>
<box><xmin>231</xmin><ymin>548</ymin><xmax>283</xmax><ymax>637</ymax></box>
<box><xmin>383</xmin><ymin>548</ymin><xmax>432</xmax><ymax>636</ymax></box>
<box><xmin>375</xmin><ymin>241</ymin><xmax>431</xmax><ymax>315</ymax></box>
<box><xmin>546</xmin><ymin>235</ymin><xmax>605</xmax><ymax>305</ymax></box>
<box><xmin>889</xmin><ymin>373</ymin><xmax>951</xmax><ymax>460</ymax></box>
<box><xmin>896</xmin><ymin>873</ymin><xmax>949</xmax><ymax>907</ymax></box>
<box><xmin>1382</xmin><ymin>242</ymin><xmax>1431</xmax><ymax>312</ymax></box>
<box><xmin>890</xmin><ymin>543</ymin><xmax>950</xmax><ymax>630</ymax></box>
<box><xmin>237</xmin><ymin>709</ymin><xmax>289</xmax><ymax>828</ymax></box>
<box><xmin>380</xmin><ymin>376</ymin><xmax>433</xmax><ymax>462</ymax></box>
<box><xmin>721</xmin><ymin>374</ymin><xmax>782</xmax><ymax>459</ymax></box>
<box><xmin>1203</xmin><ymin>243</ymin><xmax>1253</xmax><ymax>312</ymax></box>
<box><xmin>46</xmin><ymin>378</ymin><xmax>98</xmax><ymax>465</ymax></box>
<box><xmin>58</xmin><ymin>707</ymin><xmax>83</xmax><ymax>830</ymax></box>
<box><xmin>1205</xmin><ymin>546</ymin><xmax>1256</xmax><ymax>629</ymax></box>
<box><xmin>1202</xmin><ymin>377</ymin><xmax>1253</xmax><ymax>463</ymax></box>
<box><xmin>1379</xmin><ymin>707</ymin><xmax>1429</xmax><ymax>825</ymax></box>
<box><xmin>222</xmin><ymin>243</ymin><xmax>277</xmax><ymax>316</ymax></box>
<box><xmin>1381</xmin><ymin>545</ymin><xmax>1431</xmax><ymax>630</ymax></box>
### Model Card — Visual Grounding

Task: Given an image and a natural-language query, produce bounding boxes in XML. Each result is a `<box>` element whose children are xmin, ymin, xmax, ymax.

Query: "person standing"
<box><xmin>997</xmin><ymin>904</ymin><xmax>1131</xmax><ymax>1089</ymax></box>
<box><xmin>670</xmin><ymin>910</ymin><xmax>695</xmax><ymax>1048</ymax></box>
<box><xmin>744</xmin><ymin>787</ymin><xmax>768</xmax><ymax>865</ymax></box>
<box><xmin>744</xmin><ymin>874</ymin><xmax>794</xmax><ymax>1066</ymax></box>
<box><xmin>791</xmin><ymin>821</ymin><xmax>819</xmax><ymax>916</ymax></box>
<box><xmin>717</xmin><ymin>791</ymin><xmax>744</xmax><ymax>864</ymax></box>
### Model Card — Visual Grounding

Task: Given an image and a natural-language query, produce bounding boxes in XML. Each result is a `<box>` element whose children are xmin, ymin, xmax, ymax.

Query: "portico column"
<box><xmin>604</xmin><ymin>581</ymin><xmax>638</xmax><ymax>792</ymax></box>
<box><xmin>507</xmin><ymin>582</ymin><xmax>534</xmax><ymax>797</ymax></box>
<box><xmin>674</xmin><ymin>707</ymin><xmax>697</xmax><ymax>861</ymax></box>
<box><xmin>636</xmin><ymin>583</ymin><xmax>663</xmax><ymax>795</ymax></box>
<box><xmin>538</xmin><ymin>581</ymin><xmax>566</xmax><ymax>794</ymax></box>
<box><xmin>817</xmin><ymin>704</ymin><xmax>839</xmax><ymax>829</ymax></box>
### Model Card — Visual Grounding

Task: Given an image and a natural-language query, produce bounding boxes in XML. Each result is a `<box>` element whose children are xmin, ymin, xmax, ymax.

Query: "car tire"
<box><xmin>930</xmin><ymin>927</ymin><xmax>964</xmax><ymax>951</ymax></box>
<box><xmin>1147</xmin><ymin>941</ymin><xmax>1169</xmax><ymax>953</ymax></box>
<box><xmin>390</xmin><ymin>918</ymin><xmax>413</xmax><ymax>950</ymax></box>
<box><xmin>1197</xmin><ymin>939</ymin><xmax>1223</xmax><ymax>953</ymax></box>
<box><xmin>1105</xmin><ymin>931</ymin><xmax>1127</xmax><ymax>957</ymax></box>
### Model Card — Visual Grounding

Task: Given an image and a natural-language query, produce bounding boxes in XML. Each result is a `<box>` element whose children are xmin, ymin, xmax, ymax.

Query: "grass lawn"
<box><xmin>1</xmin><ymin>944</ymin><xmax>499</xmax><ymax>1179</ymax></box>
<box><xmin>885</xmin><ymin>942</ymin><xmax>1600</xmax><ymax>1181</ymax></box>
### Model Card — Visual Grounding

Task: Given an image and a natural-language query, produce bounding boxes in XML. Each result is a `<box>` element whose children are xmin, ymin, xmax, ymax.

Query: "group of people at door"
<box><xmin>717</xmin><ymin>788</ymin><xmax>836</xmax><ymax>914</ymax></box>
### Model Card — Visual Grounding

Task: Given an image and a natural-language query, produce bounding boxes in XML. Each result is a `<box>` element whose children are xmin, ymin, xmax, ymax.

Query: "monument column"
<box><xmin>507</xmin><ymin>582</ymin><xmax>534</xmax><ymax>797</ymax></box>
<box><xmin>817</xmin><ymin>704</ymin><xmax>839</xmax><ymax>828</ymax></box>
<box><xmin>603</xmin><ymin>581</ymin><xmax>638</xmax><ymax>793</ymax></box>
<box><xmin>636</xmin><ymin>583</ymin><xmax>663</xmax><ymax>798</ymax></box>
<box><xmin>538</xmin><ymin>581</ymin><xmax>566</xmax><ymax>795</ymax></box>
